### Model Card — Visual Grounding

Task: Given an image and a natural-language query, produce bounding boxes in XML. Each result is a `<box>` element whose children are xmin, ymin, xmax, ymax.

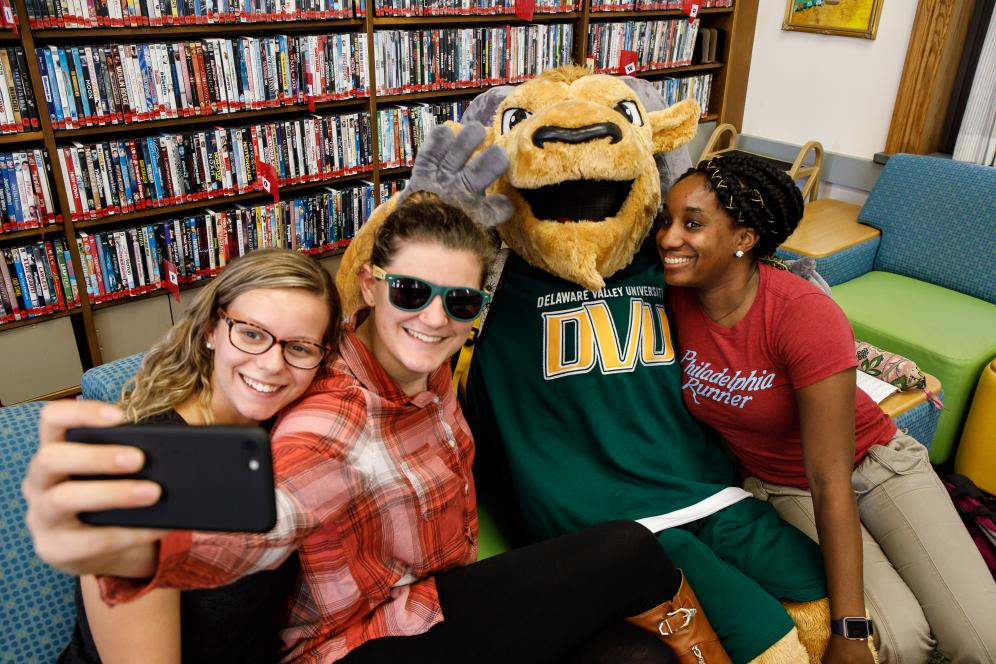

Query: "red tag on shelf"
<box><xmin>680</xmin><ymin>0</ymin><xmax>699</xmax><ymax>21</ymax></box>
<box><xmin>514</xmin><ymin>0</ymin><xmax>534</xmax><ymax>21</ymax></box>
<box><xmin>307</xmin><ymin>95</ymin><xmax>316</xmax><ymax>112</ymax></box>
<box><xmin>256</xmin><ymin>161</ymin><xmax>280</xmax><ymax>202</ymax></box>
<box><xmin>163</xmin><ymin>259</ymin><xmax>180</xmax><ymax>302</ymax></box>
<box><xmin>619</xmin><ymin>50</ymin><xmax>638</xmax><ymax>75</ymax></box>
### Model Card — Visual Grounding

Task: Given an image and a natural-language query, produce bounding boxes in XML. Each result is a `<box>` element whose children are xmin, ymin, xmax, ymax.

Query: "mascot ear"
<box><xmin>460</xmin><ymin>85</ymin><xmax>516</xmax><ymax>126</ymax></box>
<box><xmin>647</xmin><ymin>98</ymin><xmax>700</xmax><ymax>154</ymax></box>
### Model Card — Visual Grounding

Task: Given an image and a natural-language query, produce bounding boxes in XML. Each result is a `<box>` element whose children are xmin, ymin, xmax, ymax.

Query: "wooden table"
<box><xmin>781</xmin><ymin>199</ymin><xmax>880</xmax><ymax>258</ymax></box>
<box><xmin>879</xmin><ymin>373</ymin><xmax>941</xmax><ymax>419</ymax></box>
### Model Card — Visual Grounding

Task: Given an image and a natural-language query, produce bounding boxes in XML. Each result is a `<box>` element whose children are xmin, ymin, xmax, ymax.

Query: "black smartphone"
<box><xmin>67</xmin><ymin>425</ymin><xmax>276</xmax><ymax>533</ymax></box>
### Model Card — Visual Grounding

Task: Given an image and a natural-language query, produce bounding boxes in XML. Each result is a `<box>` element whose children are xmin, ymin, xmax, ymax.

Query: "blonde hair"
<box><xmin>120</xmin><ymin>248</ymin><xmax>341</xmax><ymax>423</ymax></box>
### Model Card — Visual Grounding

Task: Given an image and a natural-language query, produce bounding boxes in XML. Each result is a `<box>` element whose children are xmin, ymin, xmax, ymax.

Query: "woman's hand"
<box><xmin>823</xmin><ymin>635</ymin><xmax>876</xmax><ymax>664</ymax></box>
<box><xmin>22</xmin><ymin>400</ymin><xmax>165</xmax><ymax>578</ymax></box>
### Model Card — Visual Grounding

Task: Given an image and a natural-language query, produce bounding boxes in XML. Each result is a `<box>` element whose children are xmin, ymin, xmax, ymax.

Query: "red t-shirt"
<box><xmin>668</xmin><ymin>264</ymin><xmax>896</xmax><ymax>487</ymax></box>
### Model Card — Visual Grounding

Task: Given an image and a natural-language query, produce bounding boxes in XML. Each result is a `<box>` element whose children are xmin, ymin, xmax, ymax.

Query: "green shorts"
<box><xmin>657</xmin><ymin>498</ymin><xmax>827</xmax><ymax>663</ymax></box>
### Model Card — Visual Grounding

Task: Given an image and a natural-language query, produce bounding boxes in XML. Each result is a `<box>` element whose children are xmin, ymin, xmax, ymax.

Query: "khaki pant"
<box><xmin>744</xmin><ymin>431</ymin><xmax>996</xmax><ymax>664</ymax></box>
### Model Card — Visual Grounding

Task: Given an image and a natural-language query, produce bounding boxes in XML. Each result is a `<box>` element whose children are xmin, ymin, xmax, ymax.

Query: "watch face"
<box><xmin>843</xmin><ymin>618</ymin><xmax>871</xmax><ymax>639</ymax></box>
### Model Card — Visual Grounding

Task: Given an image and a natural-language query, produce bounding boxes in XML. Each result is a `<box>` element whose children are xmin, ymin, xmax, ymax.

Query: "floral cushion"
<box><xmin>856</xmin><ymin>341</ymin><xmax>927</xmax><ymax>391</ymax></box>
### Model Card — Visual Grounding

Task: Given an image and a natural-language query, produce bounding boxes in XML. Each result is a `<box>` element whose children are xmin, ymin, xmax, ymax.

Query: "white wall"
<box><xmin>742</xmin><ymin>0</ymin><xmax>918</xmax><ymax>161</ymax></box>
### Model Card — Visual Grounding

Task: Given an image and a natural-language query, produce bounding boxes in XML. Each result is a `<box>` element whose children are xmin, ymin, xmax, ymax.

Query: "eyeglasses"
<box><xmin>371</xmin><ymin>266</ymin><xmax>490</xmax><ymax>322</ymax></box>
<box><xmin>217</xmin><ymin>309</ymin><xmax>330</xmax><ymax>370</ymax></box>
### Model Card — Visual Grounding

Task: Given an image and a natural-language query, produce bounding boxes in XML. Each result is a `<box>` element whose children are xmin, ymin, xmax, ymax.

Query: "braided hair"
<box><xmin>677</xmin><ymin>152</ymin><xmax>805</xmax><ymax>259</ymax></box>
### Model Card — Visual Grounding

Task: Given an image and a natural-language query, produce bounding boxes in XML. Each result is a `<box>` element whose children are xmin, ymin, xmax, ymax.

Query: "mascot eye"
<box><xmin>614</xmin><ymin>101</ymin><xmax>644</xmax><ymax>127</ymax></box>
<box><xmin>501</xmin><ymin>108</ymin><xmax>533</xmax><ymax>134</ymax></box>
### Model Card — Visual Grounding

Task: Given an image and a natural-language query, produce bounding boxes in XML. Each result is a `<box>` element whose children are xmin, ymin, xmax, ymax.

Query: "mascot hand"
<box><xmin>400</xmin><ymin>121</ymin><xmax>514</xmax><ymax>228</ymax></box>
<box><xmin>784</xmin><ymin>257</ymin><xmax>831</xmax><ymax>296</ymax></box>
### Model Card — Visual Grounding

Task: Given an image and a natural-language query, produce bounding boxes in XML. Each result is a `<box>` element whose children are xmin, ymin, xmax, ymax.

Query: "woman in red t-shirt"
<box><xmin>656</xmin><ymin>151</ymin><xmax>996</xmax><ymax>664</ymax></box>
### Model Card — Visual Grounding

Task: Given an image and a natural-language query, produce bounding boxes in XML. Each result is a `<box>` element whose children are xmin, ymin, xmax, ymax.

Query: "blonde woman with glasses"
<box><xmin>31</xmin><ymin>247</ymin><xmax>341</xmax><ymax>664</ymax></box>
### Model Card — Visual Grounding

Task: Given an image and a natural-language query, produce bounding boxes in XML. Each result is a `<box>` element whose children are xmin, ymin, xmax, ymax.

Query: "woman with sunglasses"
<box><xmin>26</xmin><ymin>192</ymin><xmax>729</xmax><ymax>664</ymax></box>
<box><xmin>35</xmin><ymin>248</ymin><xmax>341</xmax><ymax>664</ymax></box>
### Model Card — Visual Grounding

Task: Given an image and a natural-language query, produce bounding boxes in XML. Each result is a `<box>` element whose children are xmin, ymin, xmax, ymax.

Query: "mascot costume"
<box><xmin>338</xmin><ymin>66</ymin><xmax>875</xmax><ymax>663</ymax></box>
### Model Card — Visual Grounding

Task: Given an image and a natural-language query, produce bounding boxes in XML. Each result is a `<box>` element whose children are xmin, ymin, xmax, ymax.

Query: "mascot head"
<box><xmin>471</xmin><ymin>66</ymin><xmax>698</xmax><ymax>290</ymax></box>
<box><xmin>337</xmin><ymin>66</ymin><xmax>699</xmax><ymax>313</ymax></box>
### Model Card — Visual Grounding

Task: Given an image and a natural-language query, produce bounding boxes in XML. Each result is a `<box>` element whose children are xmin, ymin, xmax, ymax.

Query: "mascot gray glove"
<box><xmin>398</xmin><ymin>121</ymin><xmax>514</xmax><ymax>229</ymax></box>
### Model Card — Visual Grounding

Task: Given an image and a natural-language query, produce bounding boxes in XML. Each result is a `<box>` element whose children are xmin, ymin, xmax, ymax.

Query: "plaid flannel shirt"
<box><xmin>100</xmin><ymin>325</ymin><xmax>479</xmax><ymax>663</ymax></box>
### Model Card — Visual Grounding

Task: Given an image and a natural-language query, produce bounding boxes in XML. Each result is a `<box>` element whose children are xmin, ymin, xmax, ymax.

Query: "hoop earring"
<box><xmin>735</xmin><ymin>250</ymin><xmax>745</xmax><ymax>258</ymax></box>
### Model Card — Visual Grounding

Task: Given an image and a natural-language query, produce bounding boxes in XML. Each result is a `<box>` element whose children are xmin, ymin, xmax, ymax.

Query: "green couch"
<box><xmin>779</xmin><ymin>154</ymin><xmax>996</xmax><ymax>463</ymax></box>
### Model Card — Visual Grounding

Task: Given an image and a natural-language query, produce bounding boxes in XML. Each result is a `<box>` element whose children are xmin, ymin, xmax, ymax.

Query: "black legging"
<box><xmin>340</xmin><ymin>520</ymin><xmax>681</xmax><ymax>664</ymax></box>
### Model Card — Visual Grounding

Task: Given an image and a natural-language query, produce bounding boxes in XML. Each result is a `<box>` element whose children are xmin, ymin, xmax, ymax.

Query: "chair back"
<box><xmin>81</xmin><ymin>352</ymin><xmax>145</xmax><ymax>403</ymax></box>
<box><xmin>859</xmin><ymin>154</ymin><xmax>996</xmax><ymax>304</ymax></box>
<box><xmin>0</xmin><ymin>401</ymin><xmax>76</xmax><ymax>664</ymax></box>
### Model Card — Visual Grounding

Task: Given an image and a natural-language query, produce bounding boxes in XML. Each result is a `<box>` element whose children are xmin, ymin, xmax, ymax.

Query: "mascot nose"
<box><xmin>532</xmin><ymin>123</ymin><xmax>623</xmax><ymax>148</ymax></box>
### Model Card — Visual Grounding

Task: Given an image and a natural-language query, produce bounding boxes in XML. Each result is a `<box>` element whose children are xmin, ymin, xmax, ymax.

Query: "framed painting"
<box><xmin>783</xmin><ymin>0</ymin><xmax>884</xmax><ymax>39</ymax></box>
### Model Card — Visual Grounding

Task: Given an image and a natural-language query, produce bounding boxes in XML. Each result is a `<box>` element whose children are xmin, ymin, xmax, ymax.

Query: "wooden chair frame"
<box><xmin>698</xmin><ymin>123</ymin><xmax>824</xmax><ymax>203</ymax></box>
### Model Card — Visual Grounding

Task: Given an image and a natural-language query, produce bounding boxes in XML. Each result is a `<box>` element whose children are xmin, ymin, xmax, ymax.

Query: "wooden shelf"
<box><xmin>53</xmin><ymin>98</ymin><xmax>369</xmax><ymax>142</ymax></box>
<box><xmin>380</xmin><ymin>166</ymin><xmax>412</xmax><ymax>178</ymax></box>
<box><xmin>588</xmin><ymin>6</ymin><xmax>732</xmax><ymax>20</ymax></box>
<box><xmin>373</xmin><ymin>11</ymin><xmax>579</xmax><ymax>26</ymax></box>
<box><xmin>0</xmin><ymin>224</ymin><xmax>63</xmax><ymax>242</ymax></box>
<box><xmin>0</xmin><ymin>306</ymin><xmax>80</xmax><ymax>332</ymax></box>
<box><xmin>0</xmin><ymin>130</ymin><xmax>43</xmax><ymax>145</ymax></box>
<box><xmin>31</xmin><ymin>18</ymin><xmax>365</xmax><ymax>41</ymax></box>
<box><xmin>0</xmin><ymin>30</ymin><xmax>19</xmax><ymax>43</ymax></box>
<box><xmin>73</xmin><ymin>170</ymin><xmax>378</xmax><ymax>231</ymax></box>
<box><xmin>630</xmin><ymin>62</ymin><xmax>723</xmax><ymax>78</ymax></box>
<box><xmin>377</xmin><ymin>86</ymin><xmax>495</xmax><ymax>103</ymax></box>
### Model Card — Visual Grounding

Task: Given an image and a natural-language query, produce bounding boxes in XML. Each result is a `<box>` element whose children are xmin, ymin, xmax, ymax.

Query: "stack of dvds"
<box><xmin>0</xmin><ymin>150</ymin><xmax>60</xmax><ymax>233</ymax></box>
<box><xmin>56</xmin><ymin>111</ymin><xmax>377</xmax><ymax>222</ymax></box>
<box><xmin>375</xmin><ymin>100</ymin><xmax>472</xmax><ymax>169</ymax></box>
<box><xmin>25</xmin><ymin>0</ymin><xmax>363</xmax><ymax>29</ymax></box>
<box><xmin>0</xmin><ymin>239</ymin><xmax>80</xmax><ymax>323</ymax></box>
<box><xmin>373</xmin><ymin>24</ymin><xmax>574</xmax><ymax>94</ymax></box>
<box><xmin>0</xmin><ymin>48</ymin><xmax>41</xmax><ymax>135</ymax></box>
<box><xmin>374</xmin><ymin>0</ymin><xmax>575</xmax><ymax>17</ymax></box>
<box><xmin>376</xmin><ymin>106</ymin><xmax>414</xmax><ymax>169</ymax></box>
<box><xmin>406</xmin><ymin>99</ymin><xmax>468</xmax><ymax>158</ymax></box>
<box><xmin>651</xmin><ymin>73</ymin><xmax>711</xmax><ymax>115</ymax></box>
<box><xmin>73</xmin><ymin>180</ymin><xmax>409</xmax><ymax>302</ymax></box>
<box><xmin>588</xmin><ymin>19</ymin><xmax>698</xmax><ymax>73</ymax></box>
<box><xmin>37</xmin><ymin>34</ymin><xmax>370</xmax><ymax>130</ymax></box>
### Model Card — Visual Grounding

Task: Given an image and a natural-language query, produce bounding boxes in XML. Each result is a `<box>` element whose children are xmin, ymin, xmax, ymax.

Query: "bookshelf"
<box><xmin>0</xmin><ymin>0</ymin><xmax>756</xmax><ymax>404</ymax></box>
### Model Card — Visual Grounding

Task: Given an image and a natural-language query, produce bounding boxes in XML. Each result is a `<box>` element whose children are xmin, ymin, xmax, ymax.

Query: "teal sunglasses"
<box><xmin>372</xmin><ymin>265</ymin><xmax>491</xmax><ymax>322</ymax></box>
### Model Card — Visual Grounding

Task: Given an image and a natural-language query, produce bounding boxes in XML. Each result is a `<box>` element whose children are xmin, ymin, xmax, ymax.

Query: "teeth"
<box><xmin>664</xmin><ymin>256</ymin><xmax>693</xmax><ymax>265</ymax></box>
<box><xmin>242</xmin><ymin>375</ymin><xmax>280</xmax><ymax>393</ymax></box>
<box><xmin>405</xmin><ymin>328</ymin><xmax>444</xmax><ymax>343</ymax></box>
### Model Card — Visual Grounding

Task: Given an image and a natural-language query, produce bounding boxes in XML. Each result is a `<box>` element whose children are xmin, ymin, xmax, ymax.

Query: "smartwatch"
<box><xmin>831</xmin><ymin>617</ymin><xmax>875</xmax><ymax>640</ymax></box>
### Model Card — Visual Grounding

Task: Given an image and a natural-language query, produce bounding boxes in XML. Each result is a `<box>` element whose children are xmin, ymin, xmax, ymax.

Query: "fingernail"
<box><xmin>133</xmin><ymin>484</ymin><xmax>160</xmax><ymax>501</ymax></box>
<box><xmin>115</xmin><ymin>450</ymin><xmax>143</xmax><ymax>468</ymax></box>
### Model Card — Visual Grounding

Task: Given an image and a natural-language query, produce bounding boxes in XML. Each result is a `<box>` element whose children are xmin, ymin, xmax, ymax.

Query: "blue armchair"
<box><xmin>778</xmin><ymin>154</ymin><xmax>996</xmax><ymax>462</ymax></box>
<box><xmin>0</xmin><ymin>401</ymin><xmax>76</xmax><ymax>664</ymax></box>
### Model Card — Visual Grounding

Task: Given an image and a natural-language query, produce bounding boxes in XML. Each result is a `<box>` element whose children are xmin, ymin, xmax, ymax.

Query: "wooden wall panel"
<box><xmin>885</xmin><ymin>0</ymin><xmax>976</xmax><ymax>155</ymax></box>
